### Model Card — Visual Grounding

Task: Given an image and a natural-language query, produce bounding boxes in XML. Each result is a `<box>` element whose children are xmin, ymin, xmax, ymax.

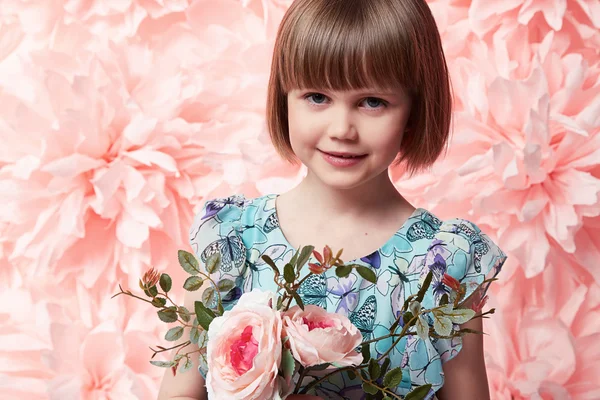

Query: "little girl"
<box><xmin>158</xmin><ymin>0</ymin><xmax>507</xmax><ymax>399</ymax></box>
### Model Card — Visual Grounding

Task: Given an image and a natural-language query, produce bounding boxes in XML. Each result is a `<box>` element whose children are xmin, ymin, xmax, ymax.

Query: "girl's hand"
<box><xmin>287</xmin><ymin>396</ymin><xmax>323</xmax><ymax>400</ymax></box>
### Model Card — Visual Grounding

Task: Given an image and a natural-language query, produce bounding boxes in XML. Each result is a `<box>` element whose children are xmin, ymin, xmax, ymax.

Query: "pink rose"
<box><xmin>282</xmin><ymin>305</ymin><xmax>363</xmax><ymax>368</ymax></box>
<box><xmin>206</xmin><ymin>290</ymin><xmax>288</xmax><ymax>399</ymax></box>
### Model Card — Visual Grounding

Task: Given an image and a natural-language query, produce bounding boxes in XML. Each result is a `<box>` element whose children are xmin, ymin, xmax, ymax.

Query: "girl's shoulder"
<box><xmin>191</xmin><ymin>193</ymin><xmax>252</xmax><ymax>222</ymax></box>
<box><xmin>408</xmin><ymin>208</ymin><xmax>508</xmax><ymax>307</ymax></box>
<box><xmin>409</xmin><ymin>207</ymin><xmax>506</xmax><ymax>261</ymax></box>
<box><xmin>188</xmin><ymin>193</ymin><xmax>269</xmax><ymax>230</ymax></box>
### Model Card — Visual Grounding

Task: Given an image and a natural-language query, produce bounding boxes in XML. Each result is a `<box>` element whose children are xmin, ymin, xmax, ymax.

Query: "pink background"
<box><xmin>0</xmin><ymin>0</ymin><xmax>598</xmax><ymax>399</ymax></box>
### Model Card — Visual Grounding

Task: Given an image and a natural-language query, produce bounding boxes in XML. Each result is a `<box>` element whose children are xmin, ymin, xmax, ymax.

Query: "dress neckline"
<box><xmin>268</xmin><ymin>193</ymin><xmax>423</xmax><ymax>265</ymax></box>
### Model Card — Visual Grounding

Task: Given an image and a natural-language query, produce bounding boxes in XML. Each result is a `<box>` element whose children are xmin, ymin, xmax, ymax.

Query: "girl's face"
<box><xmin>286</xmin><ymin>87</ymin><xmax>412</xmax><ymax>190</ymax></box>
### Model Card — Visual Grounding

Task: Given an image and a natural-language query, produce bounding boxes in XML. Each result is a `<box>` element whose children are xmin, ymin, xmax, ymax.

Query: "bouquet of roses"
<box><xmin>114</xmin><ymin>245</ymin><xmax>496</xmax><ymax>399</ymax></box>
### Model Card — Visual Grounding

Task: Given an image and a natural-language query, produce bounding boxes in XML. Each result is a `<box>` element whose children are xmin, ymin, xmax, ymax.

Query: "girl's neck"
<box><xmin>283</xmin><ymin>169</ymin><xmax>412</xmax><ymax>223</ymax></box>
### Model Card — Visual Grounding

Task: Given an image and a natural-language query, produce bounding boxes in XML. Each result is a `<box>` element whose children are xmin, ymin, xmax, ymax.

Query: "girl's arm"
<box><xmin>436</xmin><ymin>311</ymin><xmax>491</xmax><ymax>400</ymax></box>
<box><xmin>157</xmin><ymin>287</ymin><xmax>208</xmax><ymax>400</ymax></box>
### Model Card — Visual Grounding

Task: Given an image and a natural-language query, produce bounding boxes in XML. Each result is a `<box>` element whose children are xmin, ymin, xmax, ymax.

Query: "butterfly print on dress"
<box><xmin>200</xmin><ymin>234</ymin><xmax>246</xmax><ymax>273</ymax></box>
<box><xmin>406</xmin><ymin>212</ymin><xmax>442</xmax><ymax>242</ymax></box>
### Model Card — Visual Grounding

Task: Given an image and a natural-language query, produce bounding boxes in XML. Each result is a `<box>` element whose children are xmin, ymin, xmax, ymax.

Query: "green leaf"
<box><xmin>293</xmin><ymin>292</ymin><xmax>305</xmax><ymax>311</ymax></box>
<box><xmin>165</xmin><ymin>326</ymin><xmax>184</xmax><ymax>341</ymax></box>
<box><xmin>310</xmin><ymin>363</ymin><xmax>331</xmax><ymax>371</ymax></box>
<box><xmin>198</xmin><ymin>328</ymin><xmax>208</xmax><ymax>348</ymax></box>
<box><xmin>150</xmin><ymin>360</ymin><xmax>177</xmax><ymax>368</ymax></box>
<box><xmin>416</xmin><ymin>271</ymin><xmax>433</xmax><ymax>303</ymax></box>
<box><xmin>261</xmin><ymin>255</ymin><xmax>280</xmax><ymax>276</ymax></box>
<box><xmin>402</xmin><ymin>311</ymin><xmax>414</xmax><ymax>327</ymax></box>
<box><xmin>409</xmin><ymin>300</ymin><xmax>421</xmax><ymax>316</ymax></box>
<box><xmin>276</xmin><ymin>296</ymin><xmax>284</xmax><ymax>311</ymax></box>
<box><xmin>183</xmin><ymin>276</ymin><xmax>204</xmax><ymax>291</ymax></box>
<box><xmin>157</xmin><ymin>307</ymin><xmax>178</xmax><ymax>323</ymax></box>
<box><xmin>362</xmin><ymin>381</ymin><xmax>379</xmax><ymax>395</ymax></box>
<box><xmin>151</xmin><ymin>297</ymin><xmax>167</xmax><ymax>308</ymax></box>
<box><xmin>217</xmin><ymin>279</ymin><xmax>235</xmax><ymax>293</ymax></box>
<box><xmin>356</xmin><ymin>266</ymin><xmax>377</xmax><ymax>284</ymax></box>
<box><xmin>179</xmin><ymin>357</ymin><xmax>194</xmax><ymax>373</ymax></box>
<box><xmin>217</xmin><ymin>301</ymin><xmax>224</xmax><ymax>316</ymax></box>
<box><xmin>284</xmin><ymin>263</ymin><xmax>295</xmax><ymax>284</ymax></box>
<box><xmin>296</xmin><ymin>245</ymin><xmax>314</xmax><ymax>270</ymax></box>
<box><xmin>280</xmin><ymin>348</ymin><xmax>296</xmax><ymax>382</ymax></box>
<box><xmin>190</xmin><ymin>326</ymin><xmax>200</xmax><ymax>344</ymax></box>
<box><xmin>206</xmin><ymin>252</ymin><xmax>221</xmax><ymax>274</ymax></box>
<box><xmin>440</xmin><ymin>293</ymin><xmax>449</xmax><ymax>305</ymax></box>
<box><xmin>380</xmin><ymin>358</ymin><xmax>391</xmax><ymax>378</ymax></box>
<box><xmin>195</xmin><ymin>301</ymin><xmax>216</xmax><ymax>331</ymax></box>
<box><xmin>289</xmin><ymin>248</ymin><xmax>299</xmax><ymax>269</ymax></box>
<box><xmin>383</xmin><ymin>367</ymin><xmax>403</xmax><ymax>388</ymax></box>
<box><xmin>415</xmin><ymin>315</ymin><xmax>430</xmax><ymax>340</ymax></box>
<box><xmin>178</xmin><ymin>306</ymin><xmax>191</xmax><ymax>322</ymax></box>
<box><xmin>432</xmin><ymin>313</ymin><xmax>453</xmax><ymax>336</ymax></box>
<box><xmin>202</xmin><ymin>287</ymin><xmax>216</xmax><ymax>306</ymax></box>
<box><xmin>178</xmin><ymin>250</ymin><xmax>201</xmax><ymax>275</ymax></box>
<box><xmin>360</xmin><ymin>369</ymin><xmax>369</xmax><ymax>381</ymax></box>
<box><xmin>199</xmin><ymin>348</ymin><xmax>208</xmax><ymax>373</ymax></box>
<box><xmin>368</xmin><ymin>358</ymin><xmax>381</xmax><ymax>380</ymax></box>
<box><xmin>405</xmin><ymin>384</ymin><xmax>433</xmax><ymax>400</ymax></box>
<box><xmin>402</xmin><ymin>294</ymin><xmax>418</xmax><ymax>314</ymax></box>
<box><xmin>446</xmin><ymin>307</ymin><xmax>476</xmax><ymax>324</ymax></box>
<box><xmin>159</xmin><ymin>273</ymin><xmax>172</xmax><ymax>293</ymax></box>
<box><xmin>148</xmin><ymin>285</ymin><xmax>158</xmax><ymax>297</ymax></box>
<box><xmin>335</xmin><ymin>264</ymin><xmax>353</xmax><ymax>278</ymax></box>
<box><xmin>346</xmin><ymin>369</ymin><xmax>357</xmax><ymax>380</ymax></box>
<box><xmin>361</xmin><ymin>344</ymin><xmax>371</xmax><ymax>363</ymax></box>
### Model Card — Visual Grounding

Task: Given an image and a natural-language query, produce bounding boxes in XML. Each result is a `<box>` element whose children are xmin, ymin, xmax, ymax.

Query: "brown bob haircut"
<box><xmin>266</xmin><ymin>0</ymin><xmax>453</xmax><ymax>176</ymax></box>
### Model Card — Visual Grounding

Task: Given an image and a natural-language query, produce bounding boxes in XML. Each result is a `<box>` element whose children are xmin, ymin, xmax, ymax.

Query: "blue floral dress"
<box><xmin>189</xmin><ymin>193</ymin><xmax>507</xmax><ymax>399</ymax></box>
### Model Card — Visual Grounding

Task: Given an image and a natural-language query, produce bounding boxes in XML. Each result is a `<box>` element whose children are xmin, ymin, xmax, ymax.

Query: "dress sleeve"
<box><xmin>188</xmin><ymin>195</ymin><xmax>250</xmax><ymax>378</ymax></box>
<box><xmin>429</xmin><ymin>218</ymin><xmax>507</xmax><ymax>363</ymax></box>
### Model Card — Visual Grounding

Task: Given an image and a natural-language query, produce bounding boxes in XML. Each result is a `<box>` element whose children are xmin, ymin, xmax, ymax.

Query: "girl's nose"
<box><xmin>326</xmin><ymin>108</ymin><xmax>358</xmax><ymax>140</ymax></box>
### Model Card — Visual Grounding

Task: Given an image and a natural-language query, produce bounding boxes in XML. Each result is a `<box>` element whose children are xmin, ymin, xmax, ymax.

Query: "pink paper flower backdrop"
<box><xmin>0</xmin><ymin>0</ymin><xmax>597</xmax><ymax>399</ymax></box>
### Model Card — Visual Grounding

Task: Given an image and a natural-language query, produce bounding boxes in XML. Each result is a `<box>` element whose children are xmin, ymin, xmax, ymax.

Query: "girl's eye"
<box><xmin>364</xmin><ymin>97</ymin><xmax>385</xmax><ymax>109</ymax></box>
<box><xmin>305</xmin><ymin>93</ymin><xmax>328</xmax><ymax>105</ymax></box>
<box><xmin>303</xmin><ymin>93</ymin><xmax>387</xmax><ymax>110</ymax></box>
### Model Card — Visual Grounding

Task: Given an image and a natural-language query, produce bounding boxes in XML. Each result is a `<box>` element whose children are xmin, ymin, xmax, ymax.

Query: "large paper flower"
<box><xmin>28</xmin><ymin>281</ymin><xmax>164</xmax><ymax>399</ymax></box>
<box><xmin>0</xmin><ymin>0</ymin><xmax>302</xmax><ymax>291</ymax></box>
<box><xmin>468</xmin><ymin>0</ymin><xmax>600</xmax><ymax>54</ymax></box>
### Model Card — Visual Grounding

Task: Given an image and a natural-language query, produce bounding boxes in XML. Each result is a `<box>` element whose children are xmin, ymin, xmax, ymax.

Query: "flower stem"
<box><xmin>356</xmin><ymin>372</ymin><xmax>403</xmax><ymax>399</ymax></box>
<box><xmin>150</xmin><ymin>340</ymin><xmax>191</xmax><ymax>355</ymax></box>
<box><xmin>293</xmin><ymin>366</ymin><xmax>307</xmax><ymax>393</ymax></box>
<box><xmin>299</xmin><ymin>364</ymin><xmax>366</xmax><ymax>394</ymax></box>
<box><xmin>376</xmin><ymin>313</ymin><xmax>422</xmax><ymax>363</ymax></box>
<box><xmin>111</xmin><ymin>287</ymin><xmax>154</xmax><ymax>305</ymax></box>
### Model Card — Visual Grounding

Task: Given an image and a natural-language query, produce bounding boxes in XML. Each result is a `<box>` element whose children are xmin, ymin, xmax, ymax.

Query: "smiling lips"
<box><xmin>319</xmin><ymin>149</ymin><xmax>368</xmax><ymax>167</ymax></box>
<box><xmin>320</xmin><ymin>149</ymin><xmax>367</xmax><ymax>158</ymax></box>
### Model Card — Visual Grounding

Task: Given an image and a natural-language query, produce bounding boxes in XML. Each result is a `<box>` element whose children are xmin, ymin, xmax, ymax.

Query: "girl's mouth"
<box><xmin>319</xmin><ymin>150</ymin><xmax>368</xmax><ymax>167</ymax></box>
